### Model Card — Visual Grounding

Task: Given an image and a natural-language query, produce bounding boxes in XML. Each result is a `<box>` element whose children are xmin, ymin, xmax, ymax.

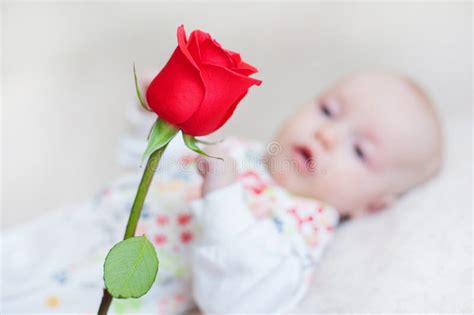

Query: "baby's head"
<box><xmin>266</xmin><ymin>71</ymin><xmax>443</xmax><ymax>218</ymax></box>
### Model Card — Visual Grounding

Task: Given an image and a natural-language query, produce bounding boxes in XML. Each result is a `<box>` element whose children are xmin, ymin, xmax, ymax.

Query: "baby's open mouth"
<box><xmin>292</xmin><ymin>145</ymin><xmax>316</xmax><ymax>174</ymax></box>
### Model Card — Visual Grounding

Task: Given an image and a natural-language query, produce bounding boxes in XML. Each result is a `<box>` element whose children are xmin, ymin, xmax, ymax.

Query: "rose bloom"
<box><xmin>146</xmin><ymin>25</ymin><xmax>262</xmax><ymax>136</ymax></box>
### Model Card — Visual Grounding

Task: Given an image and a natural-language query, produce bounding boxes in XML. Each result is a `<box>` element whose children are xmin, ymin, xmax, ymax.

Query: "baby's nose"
<box><xmin>314</xmin><ymin>127</ymin><xmax>337</xmax><ymax>151</ymax></box>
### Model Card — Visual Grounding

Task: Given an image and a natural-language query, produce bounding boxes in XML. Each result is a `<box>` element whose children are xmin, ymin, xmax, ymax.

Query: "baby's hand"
<box><xmin>196</xmin><ymin>143</ymin><xmax>238</xmax><ymax>196</ymax></box>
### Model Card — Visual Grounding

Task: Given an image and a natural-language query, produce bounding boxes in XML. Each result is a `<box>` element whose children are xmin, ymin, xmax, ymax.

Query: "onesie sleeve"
<box><xmin>188</xmin><ymin>182</ymin><xmax>308</xmax><ymax>314</ymax></box>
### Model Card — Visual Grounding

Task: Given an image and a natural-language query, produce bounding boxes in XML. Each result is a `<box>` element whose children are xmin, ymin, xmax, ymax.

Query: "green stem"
<box><xmin>123</xmin><ymin>145</ymin><xmax>167</xmax><ymax>239</ymax></box>
<box><xmin>97</xmin><ymin>145</ymin><xmax>168</xmax><ymax>315</ymax></box>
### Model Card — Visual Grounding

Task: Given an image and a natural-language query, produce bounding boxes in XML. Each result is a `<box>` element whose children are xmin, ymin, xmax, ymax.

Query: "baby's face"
<box><xmin>266</xmin><ymin>73</ymin><xmax>441</xmax><ymax>218</ymax></box>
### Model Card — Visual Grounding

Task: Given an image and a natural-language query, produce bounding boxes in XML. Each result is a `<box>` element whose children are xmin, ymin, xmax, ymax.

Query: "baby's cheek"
<box><xmin>272</xmin><ymin>171</ymin><xmax>289</xmax><ymax>186</ymax></box>
<box><xmin>311</xmin><ymin>167</ymin><xmax>365</xmax><ymax>210</ymax></box>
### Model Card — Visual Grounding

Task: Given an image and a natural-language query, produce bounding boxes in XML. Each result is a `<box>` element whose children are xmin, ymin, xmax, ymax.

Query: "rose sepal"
<box><xmin>133</xmin><ymin>64</ymin><xmax>152</xmax><ymax>112</ymax></box>
<box><xmin>194</xmin><ymin>138</ymin><xmax>224</xmax><ymax>145</ymax></box>
<box><xmin>142</xmin><ymin>119</ymin><xmax>179</xmax><ymax>164</ymax></box>
<box><xmin>182</xmin><ymin>134</ymin><xmax>223</xmax><ymax>161</ymax></box>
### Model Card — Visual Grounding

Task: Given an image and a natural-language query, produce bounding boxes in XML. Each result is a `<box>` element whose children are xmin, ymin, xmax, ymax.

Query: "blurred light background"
<box><xmin>2</xmin><ymin>1</ymin><xmax>472</xmax><ymax>312</ymax></box>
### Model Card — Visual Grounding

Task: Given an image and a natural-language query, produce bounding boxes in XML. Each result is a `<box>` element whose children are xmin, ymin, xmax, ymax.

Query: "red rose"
<box><xmin>146</xmin><ymin>25</ymin><xmax>262</xmax><ymax>136</ymax></box>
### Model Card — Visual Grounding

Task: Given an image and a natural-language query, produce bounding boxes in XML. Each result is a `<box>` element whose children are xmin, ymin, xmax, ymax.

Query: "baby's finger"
<box><xmin>196</xmin><ymin>156</ymin><xmax>209</xmax><ymax>177</ymax></box>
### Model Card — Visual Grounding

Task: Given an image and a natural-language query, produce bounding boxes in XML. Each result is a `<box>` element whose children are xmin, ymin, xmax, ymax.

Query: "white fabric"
<box><xmin>189</xmin><ymin>182</ymin><xmax>309</xmax><ymax>314</ymax></box>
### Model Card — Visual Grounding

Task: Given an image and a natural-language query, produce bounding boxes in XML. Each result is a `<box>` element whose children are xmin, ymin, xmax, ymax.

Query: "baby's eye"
<box><xmin>353</xmin><ymin>143</ymin><xmax>366</xmax><ymax>161</ymax></box>
<box><xmin>320</xmin><ymin>103</ymin><xmax>333</xmax><ymax>118</ymax></box>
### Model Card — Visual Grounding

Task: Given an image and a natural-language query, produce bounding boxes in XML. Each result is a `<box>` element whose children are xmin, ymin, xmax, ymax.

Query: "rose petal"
<box><xmin>213</xmin><ymin>90</ymin><xmax>249</xmax><ymax>132</ymax></box>
<box><xmin>146</xmin><ymin>26</ymin><xmax>204</xmax><ymax>124</ymax></box>
<box><xmin>225</xmin><ymin>49</ymin><xmax>242</xmax><ymax>63</ymax></box>
<box><xmin>188</xmin><ymin>30</ymin><xmax>235</xmax><ymax>68</ymax></box>
<box><xmin>177</xmin><ymin>25</ymin><xmax>200</xmax><ymax>70</ymax></box>
<box><xmin>188</xmin><ymin>30</ymin><xmax>259</xmax><ymax>76</ymax></box>
<box><xmin>187</xmin><ymin>30</ymin><xmax>201</xmax><ymax>62</ymax></box>
<box><xmin>177</xmin><ymin>64</ymin><xmax>262</xmax><ymax>136</ymax></box>
<box><xmin>225</xmin><ymin>49</ymin><xmax>258</xmax><ymax>75</ymax></box>
<box><xmin>231</xmin><ymin>60</ymin><xmax>259</xmax><ymax>76</ymax></box>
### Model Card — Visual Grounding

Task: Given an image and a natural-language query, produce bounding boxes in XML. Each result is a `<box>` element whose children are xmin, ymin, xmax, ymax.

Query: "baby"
<box><xmin>1</xmin><ymin>71</ymin><xmax>442</xmax><ymax>314</ymax></box>
<box><xmin>201</xmin><ymin>71</ymin><xmax>442</xmax><ymax>218</ymax></box>
<box><xmin>189</xmin><ymin>71</ymin><xmax>442</xmax><ymax>313</ymax></box>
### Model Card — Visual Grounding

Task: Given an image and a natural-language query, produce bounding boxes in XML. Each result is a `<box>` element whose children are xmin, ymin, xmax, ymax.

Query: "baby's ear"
<box><xmin>366</xmin><ymin>194</ymin><xmax>397</xmax><ymax>214</ymax></box>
